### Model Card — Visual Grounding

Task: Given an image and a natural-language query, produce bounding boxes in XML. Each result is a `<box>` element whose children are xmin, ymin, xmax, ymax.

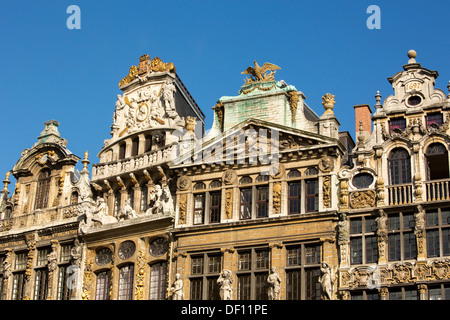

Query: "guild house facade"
<box><xmin>0</xmin><ymin>50</ymin><xmax>449</xmax><ymax>300</ymax></box>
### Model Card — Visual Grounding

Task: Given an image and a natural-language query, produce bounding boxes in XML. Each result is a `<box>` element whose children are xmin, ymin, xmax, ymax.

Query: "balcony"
<box><xmin>387</xmin><ymin>183</ymin><xmax>413</xmax><ymax>205</ymax></box>
<box><xmin>425</xmin><ymin>178</ymin><xmax>450</xmax><ymax>201</ymax></box>
<box><xmin>92</xmin><ymin>143</ymin><xmax>176</xmax><ymax>181</ymax></box>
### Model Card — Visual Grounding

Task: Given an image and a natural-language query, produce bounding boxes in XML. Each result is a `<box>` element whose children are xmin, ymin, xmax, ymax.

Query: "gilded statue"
<box><xmin>241</xmin><ymin>60</ymin><xmax>281</xmax><ymax>84</ymax></box>
<box><xmin>151</xmin><ymin>57</ymin><xmax>176</xmax><ymax>73</ymax></box>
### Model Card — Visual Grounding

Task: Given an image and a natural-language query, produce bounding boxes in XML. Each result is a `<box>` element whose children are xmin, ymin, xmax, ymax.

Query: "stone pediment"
<box><xmin>170</xmin><ymin>118</ymin><xmax>343</xmax><ymax>168</ymax></box>
<box><xmin>383</xmin><ymin>51</ymin><xmax>447</xmax><ymax>113</ymax></box>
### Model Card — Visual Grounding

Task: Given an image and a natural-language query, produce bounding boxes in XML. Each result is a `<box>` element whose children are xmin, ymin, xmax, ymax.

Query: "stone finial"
<box><xmin>81</xmin><ymin>151</ymin><xmax>90</xmax><ymax>173</ymax></box>
<box><xmin>322</xmin><ymin>93</ymin><xmax>335</xmax><ymax>114</ymax></box>
<box><xmin>357</xmin><ymin>119</ymin><xmax>366</xmax><ymax>143</ymax></box>
<box><xmin>2</xmin><ymin>172</ymin><xmax>11</xmax><ymax>192</ymax></box>
<box><xmin>407</xmin><ymin>49</ymin><xmax>417</xmax><ymax>64</ymax></box>
<box><xmin>375</xmin><ymin>90</ymin><xmax>382</xmax><ymax>107</ymax></box>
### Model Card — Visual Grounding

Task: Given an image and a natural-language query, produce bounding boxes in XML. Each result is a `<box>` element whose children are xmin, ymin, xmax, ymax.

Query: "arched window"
<box><xmin>95</xmin><ymin>270</ymin><xmax>111</xmax><ymax>300</ymax></box>
<box><xmin>35</xmin><ymin>169</ymin><xmax>51</xmax><ymax>209</ymax></box>
<box><xmin>389</xmin><ymin>148</ymin><xmax>412</xmax><ymax>185</ymax></box>
<box><xmin>70</xmin><ymin>191</ymin><xmax>79</xmax><ymax>204</ymax></box>
<box><xmin>209</xmin><ymin>180</ymin><xmax>222</xmax><ymax>189</ymax></box>
<box><xmin>239</xmin><ymin>176</ymin><xmax>252</xmax><ymax>185</ymax></box>
<box><xmin>426</xmin><ymin>143</ymin><xmax>449</xmax><ymax>180</ymax></box>
<box><xmin>288</xmin><ymin>170</ymin><xmax>301</xmax><ymax>179</ymax></box>
<box><xmin>193</xmin><ymin>182</ymin><xmax>206</xmax><ymax>191</ymax></box>
<box><xmin>117</xmin><ymin>264</ymin><xmax>134</xmax><ymax>300</ymax></box>
<box><xmin>149</xmin><ymin>262</ymin><xmax>167</xmax><ymax>300</ymax></box>
<box><xmin>114</xmin><ymin>190</ymin><xmax>121</xmax><ymax>217</ymax></box>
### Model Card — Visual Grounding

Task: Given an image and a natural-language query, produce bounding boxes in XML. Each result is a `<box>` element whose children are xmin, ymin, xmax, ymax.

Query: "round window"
<box><xmin>118</xmin><ymin>241</ymin><xmax>136</xmax><ymax>260</ymax></box>
<box><xmin>352</xmin><ymin>173</ymin><xmax>374</xmax><ymax>189</ymax></box>
<box><xmin>95</xmin><ymin>247</ymin><xmax>113</xmax><ymax>266</ymax></box>
<box><xmin>407</xmin><ymin>95</ymin><xmax>422</xmax><ymax>106</ymax></box>
<box><xmin>149</xmin><ymin>238</ymin><xmax>169</xmax><ymax>257</ymax></box>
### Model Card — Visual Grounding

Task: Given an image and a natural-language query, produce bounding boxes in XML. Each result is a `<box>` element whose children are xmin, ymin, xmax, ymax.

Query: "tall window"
<box><xmin>209</xmin><ymin>180</ymin><xmax>222</xmax><ymax>224</ymax></box>
<box><xmin>70</xmin><ymin>190</ymin><xmax>79</xmax><ymax>205</ymax></box>
<box><xmin>350</xmin><ymin>216</ymin><xmax>378</xmax><ymax>265</ymax></box>
<box><xmin>288</xmin><ymin>170</ymin><xmax>301</xmax><ymax>214</ymax></box>
<box><xmin>190</xmin><ymin>253</ymin><xmax>221</xmax><ymax>300</ymax></box>
<box><xmin>35</xmin><ymin>169</ymin><xmax>51</xmax><ymax>209</ymax></box>
<box><xmin>305</xmin><ymin>168</ymin><xmax>319</xmax><ymax>212</ymax></box>
<box><xmin>256</xmin><ymin>175</ymin><xmax>269</xmax><ymax>218</ymax></box>
<box><xmin>128</xmin><ymin>188</ymin><xmax>135</xmax><ymax>211</ymax></box>
<box><xmin>118</xmin><ymin>264</ymin><xmax>134</xmax><ymax>300</ymax></box>
<box><xmin>0</xmin><ymin>255</ymin><xmax>4</xmax><ymax>300</ymax></box>
<box><xmin>426</xmin><ymin>207</ymin><xmax>450</xmax><ymax>258</ymax></box>
<box><xmin>131</xmin><ymin>137</ymin><xmax>139</xmax><ymax>157</ymax></box>
<box><xmin>285</xmin><ymin>242</ymin><xmax>321</xmax><ymax>300</ymax></box>
<box><xmin>12</xmin><ymin>252</ymin><xmax>27</xmax><ymax>300</ymax></box>
<box><xmin>389</xmin><ymin>286</ymin><xmax>418</xmax><ymax>300</ymax></box>
<box><xmin>388</xmin><ymin>211</ymin><xmax>416</xmax><ymax>261</ymax></box>
<box><xmin>237</xmin><ymin>247</ymin><xmax>269</xmax><ymax>300</ymax></box>
<box><xmin>145</xmin><ymin>135</ymin><xmax>152</xmax><ymax>152</ymax></box>
<box><xmin>95</xmin><ymin>270</ymin><xmax>111</xmax><ymax>300</ymax></box>
<box><xmin>193</xmin><ymin>183</ymin><xmax>206</xmax><ymax>225</ymax></box>
<box><xmin>240</xmin><ymin>177</ymin><xmax>253</xmax><ymax>220</ymax></box>
<box><xmin>57</xmin><ymin>244</ymin><xmax>74</xmax><ymax>300</ymax></box>
<box><xmin>114</xmin><ymin>190</ymin><xmax>121</xmax><ymax>217</ymax></box>
<box><xmin>425</xmin><ymin>143</ymin><xmax>449</xmax><ymax>181</ymax></box>
<box><xmin>389</xmin><ymin>148</ymin><xmax>411</xmax><ymax>185</ymax></box>
<box><xmin>140</xmin><ymin>185</ymin><xmax>148</xmax><ymax>212</ymax></box>
<box><xmin>119</xmin><ymin>143</ymin><xmax>126</xmax><ymax>159</ymax></box>
<box><xmin>150</xmin><ymin>262</ymin><xmax>167</xmax><ymax>300</ymax></box>
<box><xmin>34</xmin><ymin>247</ymin><xmax>50</xmax><ymax>300</ymax></box>
<box><xmin>428</xmin><ymin>284</ymin><xmax>450</xmax><ymax>300</ymax></box>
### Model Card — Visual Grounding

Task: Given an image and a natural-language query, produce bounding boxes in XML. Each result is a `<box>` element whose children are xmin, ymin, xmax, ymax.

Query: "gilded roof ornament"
<box><xmin>322</xmin><ymin>93</ymin><xmax>335</xmax><ymax>114</ymax></box>
<box><xmin>241</xmin><ymin>60</ymin><xmax>281</xmax><ymax>85</ymax></box>
<box><xmin>119</xmin><ymin>54</ymin><xmax>176</xmax><ymax>87</ymax></box>
<box><xmin>2</xmin><ymin>172</ymin><xmax>10</xmax><ymax>192</ymax></box>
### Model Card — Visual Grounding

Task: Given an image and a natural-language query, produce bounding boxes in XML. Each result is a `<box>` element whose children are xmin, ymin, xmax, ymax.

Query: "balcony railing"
<box><xmin>92</xmin><ymin>143</ymin><xmax>176</xmax><ymax>181</ymax></box>
<box><xmin>387</xmin><ymin>183</ymin><xmax>413</xmax><ymax>205</ymax></box>
<box><xmin>425</xmin><ymin>178</ymin><xmax>450</xmax><ymax>201</ymax></box>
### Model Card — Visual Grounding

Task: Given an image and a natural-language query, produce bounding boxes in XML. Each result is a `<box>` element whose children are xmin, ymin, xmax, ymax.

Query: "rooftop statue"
<box><xmin>241</xmin><ymin>60</ymin><xmax>281</xmax><ymax>84</ymax></box>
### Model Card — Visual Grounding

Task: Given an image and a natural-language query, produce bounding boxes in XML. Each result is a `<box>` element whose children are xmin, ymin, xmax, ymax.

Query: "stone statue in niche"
<box><xmin>3</xmin><ymin>250</ymin><xmax>12</xmax><ymax>279</ymax></box>
<box><xmin>71</xmin><ymin>238</ymin><xmax>82</xmax><ymax>267</ymax></box>
<box><xmin>217</xmin><ymin>269</ymin><xmax>233</xmax><ymax>300</ymax></box>
<box><xmin>337</xmin><ymin>213</ymin><xmax>349</xmax><ymax>245</ymax></box>
<box><xmin>319</xmin><ymin>262</ymin><xmax>334</xmax><ymax>300</ymax></box>
<box><xmin>162</xmin><ymin>79</ymin><xmax>176</xmax><ymax>112</ymax></box>
<box><xmin>118</xmin><ymin>198</ymin><xmax>137</xmax><ymax>221</ymax></box>
<box><xmin>113</xmin><ymin>94</ymin><xmax>128</xmax><ymax>128</ymax></box>
<box><xmin>161</xmin><ymin>184</ymin><xmax>174</xmax><ymax>216</ymax></box>
<box><xmin>267</xmin><ymin>267</ymin><xmax>281</xmax><ymax>300</ymax></box>
<box><xmin>47</xmin><ymin>245</ymin><xmax>58</xmax><ymax>272</ymax></box>
<box><xmin>170</xmin><ymin>273</ymin><xmax>184</xmax><ymax>300</ymax></box>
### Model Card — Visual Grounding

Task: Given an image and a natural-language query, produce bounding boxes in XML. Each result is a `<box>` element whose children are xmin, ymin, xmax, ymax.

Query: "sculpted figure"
<box><xmin>118</xmin><ymin>199</ymin><xmax>137</xmax><ymax>221</ymax></box>
<box><xmin>171</xmin><ymin>273</ymin><xmax>184</xmax><ymax>300</ymax></box>
<box><xmin>217</xmin><ymin>269</ymin><xmax>233</xmax><ymax>300</ymax></box>
<box><xmin>337</xmin><ymin>213</ymin><xmax>349</xmax><ymax>245</ymax></box>
<box><xmin>162</xmin><ymin>79</ymin><xmax>176</xmax><ymax>112</ymax></box>
<box><xmin>113</xmin><ymin>94</ymin><xmax>128</xmax><ymax>127</ymax></box>
<box><xmin>71</xmin><ymin>238</ymin><xmax>82</xmax><ymax>267</ymax></box>
<box><xmin>161</xmin><ymin>184</ymin><xmax>174</xmax><ymax>215</ymax></box>
<box><xmin>3</xmin><ymin>250</ymin><xmax>12</xmax><ymax>279</ymax></box>
<box><xmin>267</xmin><ymin>267</ymin><xmax>281</xmax><ymax>300</ymax></box>
<box><xmin>47</xmin><ymin>245</ymin><xmax>58</xmax><ymax>272</ymax></box>
<box><xmin>319</xmin><ymin>262</ymin><xmax>334</xmax><ymax>300</ymax></box>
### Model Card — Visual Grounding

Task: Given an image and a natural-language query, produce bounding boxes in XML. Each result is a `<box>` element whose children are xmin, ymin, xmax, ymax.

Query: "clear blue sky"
<box><xmin>1</xmin><ymin>0</ymin><xmax>450</xmax><ymax>186</ymax></box>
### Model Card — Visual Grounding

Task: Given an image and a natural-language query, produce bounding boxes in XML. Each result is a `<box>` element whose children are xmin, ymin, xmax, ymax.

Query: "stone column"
<box><xmin>418</xmin><ymin>284</ymin><xmax>428</xmax><ymax>300</ymax></box>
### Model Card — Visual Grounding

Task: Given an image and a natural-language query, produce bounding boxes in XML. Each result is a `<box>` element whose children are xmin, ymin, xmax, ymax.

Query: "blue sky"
<box><xmin>1</xmin><ymin>0</ymin><xmax>450</xmax><ymax>186</ymax></box>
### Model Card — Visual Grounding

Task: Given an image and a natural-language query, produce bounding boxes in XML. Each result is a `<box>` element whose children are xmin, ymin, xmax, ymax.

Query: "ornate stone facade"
<box><xmin>1</xmin><ymin>50</ymin><xmax>450</xmax><ymax>300</ymax></box>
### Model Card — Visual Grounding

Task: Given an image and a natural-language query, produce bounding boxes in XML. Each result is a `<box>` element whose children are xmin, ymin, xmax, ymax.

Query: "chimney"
<box><xmin>353</xmin><ymin>104</ymin><xmax>373</xmax><ymax>141</ymax></box>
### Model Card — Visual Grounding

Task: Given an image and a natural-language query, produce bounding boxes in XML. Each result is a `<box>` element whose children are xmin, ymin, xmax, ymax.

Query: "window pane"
<box><xmin>389</xmin><ymin>214</ymin><xmax>400</xmax><ymax>231</ymax></box>
<box><xmin>405</xmin><ymin>287</ymin><xmax>418</xmax><ymax>300</ymax></box>
<box><xmin>256</xmin><ymin>186</ymin><xmax>268</xmax><ymax>218</ymax></box>
<box><xmin>285</xmin><ymin>270</ymin><xmax>301</xmax><ymax>300</ymax></box>
<box><xmin>255</xmin><ymin>250</ymin><xmax>269</xmax><ymax>269</ymax></box>
<box><xmin>238</xmin><ymin>275</ymin><xmax>251</xmax><ymax>300</ymax></box>
<box><xmin>426</xmin><ymin>210</ymin><xmax>439</xmax><ymax>227</ymax></box>
<box><xmin>209</xmin><ymin>192</ymin><xmax>221</xmax><ymax>223</ymax></box>
<box><xmin>427</xmin><ymin>230</ymin><xmax>440</xmax><ymax>258</ymax></box>
<box><xmin>388</xmin><ymin>234</ymin><xmax>401</xmax><ymax>261</ymax></box>
<box><xmin>240</xmin><ymin>189</ymin><xmax>252</xmax><ymax>220</ymax></box>
<box><xmin>365</xmin><ymin>236</ymin><xmax>378</xmax><ymax>263</ymax></box>
<box><xmin>190</xmin><ymin>278</ymin><xmax>203</xmax><ymax>300</ymax></box>
<box><xmin>288</xmin><ymin>182</ymin><xmax>301</xmax><ymax>214</ymax></box>
<box><xmin>350</xmin><ymin>237</ymin><xmax>363</xmax><ymax>264</ymax></box>
<box><xmin>118</xmin><ymin>265</ymin><xmax>134</xmax><ymax>300</ymax></box>
<box><xmin>429</xmin><ymin>287</ymin><xmax>442</xmax><ymax>300</ymax></box>
<box><xmin>350</xmin><ymin>218</ymin><xmax>362</xmax><ymax>234</ymax></box>
<box><xmin>191</xmin><ymin>256</ymin><xmax>204</xmax><ymax>274</ymax></box>
<box><xmin>365</xmin><ymin>217</ymin><xmax>377</xmax><ymax>233</ymax></box>
<box><xmin>305</xmin><ymin>268</ymin><xmax>320</xmax><ymax>300</ymax></box>
<box><xmin>255</xmin><ymin>273</ymin><xmax>269</xmax><ymax>300</ymax></box>
<box><xmin>208</xmin><ymin>255</ymin><xmax>221</xmax><ymax>274</ymax></box>
<box><xmin>287</xmin><ymin>246</ymin><xmax>301</xmax><ymax>266</ymax></box>
<box><xmin>206</xmin><ymin>277</ymin><xmax>220</xmax><ymax>300</ymax></box>
<box><xmin>389</xmin><ymin>289</ymin><xmax>402</xmax><ymax>300</ymax></box>
<box><xmin>238</xmin><ymin>252</ymin><xmax>251</xmax><ymax>271</ymax></box>
<box><xmin>404</xmin><ymin>232</ymin><xmax>417</xmax><ymax>259</ymax></box>
<box><xmin>95</xmin><ymin>270</ymin><xmax>111</xmax><ymax>300</ymax></box>
<box><xmin>150</xmin><ymin>262</ymin><xmax>167</xmax><ymax>300</ymax></box>
<box><xmin>305</xmin><ymin>244</ymin><xmax>321</xmax><ymax>264</ymax></box>
<box><xmin>403</xmin><ymin>212</ymin><xmax>415</xmax><ymax>229</ymax></box>
<box><xmin>443</xmin><ymin>228</ymin><xmax>450</xmax><ymax>256</ymax></box>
